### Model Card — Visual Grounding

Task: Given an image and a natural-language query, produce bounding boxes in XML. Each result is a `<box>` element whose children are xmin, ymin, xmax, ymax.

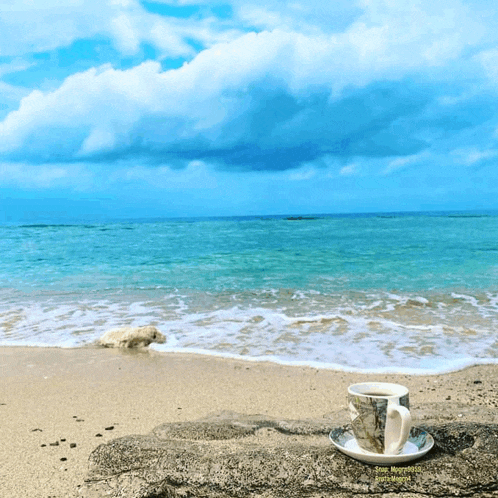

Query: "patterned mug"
<box><xmin>348</xmin><ymin>382</ymin><xmax>411</xmax><ymax>455</ymax></box>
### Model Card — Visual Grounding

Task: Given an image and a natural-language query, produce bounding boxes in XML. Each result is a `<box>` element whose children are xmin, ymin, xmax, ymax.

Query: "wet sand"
<box><xmin>1</xmin><ymin>346</ymin><xmax>497</xmax><ymax>497</ymax></box>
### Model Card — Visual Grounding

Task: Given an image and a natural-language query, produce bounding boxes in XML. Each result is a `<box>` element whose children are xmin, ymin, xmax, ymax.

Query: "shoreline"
<box><xmin>4</xmin><ymin>342</ymin><xmax>498</xmax><ymax>376</ymax></box>
<box><xmin>2</xmin><ymin>346</ymin><xmax>497</xmax><ymax>497</ymax></box>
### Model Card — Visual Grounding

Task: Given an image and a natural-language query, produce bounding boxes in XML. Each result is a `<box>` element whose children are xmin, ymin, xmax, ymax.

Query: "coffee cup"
<box><xmin>348</xmin><ymin>382</ymin><xmax>411</xmax><ymax>455</ymax></box>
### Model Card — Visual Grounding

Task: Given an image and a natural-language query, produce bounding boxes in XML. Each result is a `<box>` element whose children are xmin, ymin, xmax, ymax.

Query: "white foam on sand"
<box><xmin>1</xmin><ymin>288</ymin><xmax>498</xmax><ymax>374</ymax></box>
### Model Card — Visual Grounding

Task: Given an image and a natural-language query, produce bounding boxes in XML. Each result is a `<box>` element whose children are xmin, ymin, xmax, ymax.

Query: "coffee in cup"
<box><xmin>348</xmin><ymin>382</ymin><xmax>411</xmax><ymax>455</ymax></box>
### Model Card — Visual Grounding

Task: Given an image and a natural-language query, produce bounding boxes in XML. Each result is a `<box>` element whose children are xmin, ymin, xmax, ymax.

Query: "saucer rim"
<box><xmin>329</xmin><ymin>426</ymin><xmax>434</xmax><ymax>465</ymax></box>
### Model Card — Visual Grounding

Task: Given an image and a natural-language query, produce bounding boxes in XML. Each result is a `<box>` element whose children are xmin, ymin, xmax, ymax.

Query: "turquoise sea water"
<box><xmin>1</xmin><ymin>211</ymin><xmax>498</xmax><ymax>373</ymax></box>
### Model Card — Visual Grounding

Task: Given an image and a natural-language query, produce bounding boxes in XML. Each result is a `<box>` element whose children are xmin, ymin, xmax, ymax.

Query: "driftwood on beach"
<box><xmin>78</xmin><ymin>403</ymin><xmax>498</xmax><ymax>498</ymax></box>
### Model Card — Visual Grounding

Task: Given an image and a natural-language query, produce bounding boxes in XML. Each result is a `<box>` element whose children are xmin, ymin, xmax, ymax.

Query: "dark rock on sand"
<box><xmin>79</xmin><ymin>405</ymin><xmax>498</xmax><ymax>498</ymax></box>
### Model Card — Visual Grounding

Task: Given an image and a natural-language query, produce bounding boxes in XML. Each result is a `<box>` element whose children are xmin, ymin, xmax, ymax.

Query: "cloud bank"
<box><xmin>1</xmin><ymin>0</ymin><xmax>498</xmax><ymax>180</ymax></box>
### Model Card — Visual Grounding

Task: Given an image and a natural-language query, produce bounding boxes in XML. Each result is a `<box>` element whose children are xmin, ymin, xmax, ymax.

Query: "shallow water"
<box><xmin>1</xmin><ymin>211</ymin><xmax>498</xmax><ymax>373</ymax></box>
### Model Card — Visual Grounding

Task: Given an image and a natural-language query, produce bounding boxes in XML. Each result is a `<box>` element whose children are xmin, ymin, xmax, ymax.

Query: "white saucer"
<box><xmin>329</xmin><ymin>426</ymin><xmax>434</xmax><ymax>466</ymax></box>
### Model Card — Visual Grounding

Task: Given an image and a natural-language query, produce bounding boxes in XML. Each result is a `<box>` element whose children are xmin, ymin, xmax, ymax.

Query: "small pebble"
<box><xmin>60</xmin><ymin>438</ymin><xmax>66</xmax><ymax>442</ymax></box>
<box><xmin>70</xmin><ymin>443</ymin><xmax>77</xmax><ymax>448</ymax></box>
<box><xmin>60</xmin><ymin>457</ymin><xmax>67</xmax><ymax>462</ymax></box>
<box><xmin>105</xmin><ymin>426</ymin><xmax>114</xmax><ymax>431</ymax></box>
<box><xmin>49</xmin><ymin>441</ymin><xmax>59</xmax><ymax>446</ymax></box>
<box><xmin>41</xmin><ymin>444</ymin><xmax>46</xmax><ymax>447</ymax></box>
<box><xmin>95</xmin><ymin>433</ymin><xmax>103</xmax><ymax>437</ymax></box>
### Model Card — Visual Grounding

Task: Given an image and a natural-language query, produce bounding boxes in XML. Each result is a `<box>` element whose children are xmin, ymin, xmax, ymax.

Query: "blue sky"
<box><xmin>1</xmin><ymin>0</ymin><xmax>498</xmax><ymax>222</ymax></box>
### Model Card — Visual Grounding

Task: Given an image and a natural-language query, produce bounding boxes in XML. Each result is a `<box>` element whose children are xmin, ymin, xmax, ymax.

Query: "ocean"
<box><xmin>1</xmin><ymin>211</ymin><xmax>498</xmax><ymax>374</ymax></box>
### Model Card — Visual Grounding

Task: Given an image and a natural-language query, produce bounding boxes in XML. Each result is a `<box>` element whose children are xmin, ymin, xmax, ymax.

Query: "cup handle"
<box><xmin>385</xmin><ymin>403</ymin><xmax>412</xmax><ymax>455</ymax></box>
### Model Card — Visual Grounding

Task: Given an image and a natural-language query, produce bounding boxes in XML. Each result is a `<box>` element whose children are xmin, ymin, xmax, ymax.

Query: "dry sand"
<box><xmin>1</xmin><ymin>346</ymin><xmax>497</xmax><ymax>497</ymax></box>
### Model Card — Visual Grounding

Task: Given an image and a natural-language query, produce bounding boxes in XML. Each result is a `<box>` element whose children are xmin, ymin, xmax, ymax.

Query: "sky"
<box><xmin>1</xmin><ymin>0</ymin><xmax>498</xmax><ymax>222</ymax></box>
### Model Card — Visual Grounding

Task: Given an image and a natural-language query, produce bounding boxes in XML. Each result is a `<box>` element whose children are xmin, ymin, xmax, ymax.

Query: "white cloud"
<box><xmin>233</xmin><ymin>0</ymin><xmax>489</xmax><ymax>76</ymax></box>
<box><xmin>0</xmin><ymin>0</ymin><xmax>109</xmax><ymax>55</ymax></box>
<box><xmin>382</xmin><ymin>152</ymin><xmax>428</xmax><ymax>175</ymax></box>
<box><xmin>234</xmin><ymin>0</ymin><xmax>361</xmax><ymax>33</ymax></box>
<box><xmin>0</xmin><ymin>58</ymin><xmax>33</xmax><ymax>78</ymax></box>
<box><xmin>79</xmin><ymin>127</ymin><xmax>118</xmax><ymax>156</ymax></box>
<box><xmin>0</xmin><ymin>81</ymin><xmax>31</xmax><ymax>111</ymax></box>
<box><xmin>345</xmin><ymin>0</ymin><xmax>486</xmax><ymax>80</ymax></box>
<box><xmin>110</xmin><ymin>12</ymin><xmax>142</xmax><ymax>54</ymax></box>
<box><xmin>339</xmin><ymin>163</ymin><xmax>359</xmax><ymax>176</ymax></box>
<box><xmin>452</xmin><ymin>148</ymin><xmax>498</xmax><ymax>166</ymax></box>
<box><xmin>478</xmin><ymin>49</ymin><xmax>498</xmax><ymax>85</ymax></box>
<box><xmin>0</xmin><ymin>0</ymin><xmax>239</xmax><ymax>59</ymax></box>
<box><xmin>0</xmin><ymin>61</ymin><xmax>158</xmax><ymax>155</ymax></box>
<box><xmin>288</xmin><ymin>166</ymin><xmax>316</xmax><ymax>181</ymax></box>
<box><xmin>0</xmin><ymin>161</ymin><xmax>92</xmax><ymax>188</ymax></box>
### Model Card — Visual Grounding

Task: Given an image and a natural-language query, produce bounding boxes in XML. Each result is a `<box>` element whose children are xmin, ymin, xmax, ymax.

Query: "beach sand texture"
<box><xmin>1</xmin><ymin>346</ymin><xmax>498</xmax><ymax>497</ymax></box>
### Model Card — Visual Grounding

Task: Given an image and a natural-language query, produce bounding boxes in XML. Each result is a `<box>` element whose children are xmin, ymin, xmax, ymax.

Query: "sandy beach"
<box><xmin>1</xmin><ymin>346</ymin><xmax>497</xmax><ymax>497</ymax></box>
